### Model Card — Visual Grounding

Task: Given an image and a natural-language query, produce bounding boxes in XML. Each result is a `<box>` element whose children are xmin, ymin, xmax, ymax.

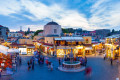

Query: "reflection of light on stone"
<box><xmin>57</xmin><ymin>49</ymin><xmax>65</xmax><ymax>55</ymax></box>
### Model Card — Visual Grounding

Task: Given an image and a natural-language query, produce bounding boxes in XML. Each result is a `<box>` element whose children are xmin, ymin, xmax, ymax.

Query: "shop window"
<box><xmin>86</xmin><ymin>50</ymin><xmax>89</xmax><ymax>53</ymax></box>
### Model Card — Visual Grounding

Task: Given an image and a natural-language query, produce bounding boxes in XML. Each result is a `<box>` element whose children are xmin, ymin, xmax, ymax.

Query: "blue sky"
<box><xmin>0</xmin><ymin>0</ymin><xmax>120</xmax><ymax>31</ymax></box>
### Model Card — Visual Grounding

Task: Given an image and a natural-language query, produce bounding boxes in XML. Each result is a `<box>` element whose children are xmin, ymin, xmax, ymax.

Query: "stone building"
<box><xmin>44</xmin><ymin>21</ymin><xmax>62</xmax><ymax>37</ymax></box>
<box><xmin>0</xmin><ymin>25</ymin><xmax>9</xmax><ymax>40</ymax></box>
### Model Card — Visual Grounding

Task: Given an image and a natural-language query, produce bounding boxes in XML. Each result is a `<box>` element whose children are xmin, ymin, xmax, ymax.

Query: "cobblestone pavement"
<box><xmin>1</xmin><ymin>55</ymin><xmax>119</xmax><ymax>80</ymax></box>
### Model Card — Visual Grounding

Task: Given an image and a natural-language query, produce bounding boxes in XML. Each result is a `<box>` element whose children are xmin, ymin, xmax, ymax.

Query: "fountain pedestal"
<box><xmin>58</xmin><ymin>48</ymin><xmax>85</xmax><ymax>72</ymax></box>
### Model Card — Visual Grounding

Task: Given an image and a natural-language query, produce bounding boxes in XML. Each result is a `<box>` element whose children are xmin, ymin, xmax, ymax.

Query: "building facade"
<box><xmin>8</xmin><ymin>32</ymin><xmax>23</xmax><ymax>38</ymax></box>
<box><xmin>0</xmin><ymin>25</ymin><xmax>9</xmax><ymax>40</ymax></box>
<box><xmin>105</xmin><ymin>34</ymin><xmax>120</xmax><ymax>59</ymax></box>
<box><xmin>44</xmin><ymin>21</ymin><xmax>62</xmax><ymax>37</ymax></box>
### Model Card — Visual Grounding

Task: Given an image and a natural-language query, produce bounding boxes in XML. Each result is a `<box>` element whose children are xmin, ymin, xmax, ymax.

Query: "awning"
<box><xmin>76</xmin><ymin>46</ymin><xmax>83</xmax><ymax>49</ymax></box>
<box><xmin>8</xmin><ymin>48</ymin><xmax>20</xmax><ymax>53</ymax></box>
<box><xmin>0</xmin><ymin>45</ymin><xmax>9</xmax><ymax>54</ymax></box>
<box><xmin>92</xmin><ymin>43</ymin><xmax>100</xmax><ymax>46</ymax></box>
<box><xmin>0</xmin><ymin>50</ymin><xmax>8</xmax><ymax>54</ymax></box>
<box><xmin>26</xmin><ymin>46</ymin><xmax>35</xmax><ymax>48</ymax></box>
<box><xmin>85</xmin><ymin>47</ymin><xmax>92</xmax><ymax>50</ymax></box>
<box><xmin>55</xmin><ymin>37</ymin><xmax>84</xmax><ymax>41</ymax></box>
<box><xmin>37</xmin><ymin>43</ymin><xmax>41</xmax><ymax>46</ymax></box>
<box><xmin>42</xmin><ymin>45</ymin><xmax>47</xmax><ymax>47</ymax></box>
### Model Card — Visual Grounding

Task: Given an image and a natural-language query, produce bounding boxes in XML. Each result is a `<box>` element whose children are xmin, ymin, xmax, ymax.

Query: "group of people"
<box><xmin>79</xmin><ymin>56</ymin><xmax>87</xmax><ymax>66</ymax></box>
<box><xmin>64</xmin><ymin>56</ymin><xmax>88</xmax><ymax>66</ymax></box>
<box><xmin>103</xmin><ymin>53</ymin><xmax>120</xmax><ymax>65</ymax></box>
<box><xmin>27</xmin><ymin>52</ymin><xmax>54</xmax><ymax>71</ymax></box>
<box><xmin>38</xmin><ymin>56</ymin><xmax>44</xmax><ymax>65</ymax></box>
<box><xmin>27</xmin><ymin>57</ymin><xmax>34</xmax><ymax>71</ymax></box>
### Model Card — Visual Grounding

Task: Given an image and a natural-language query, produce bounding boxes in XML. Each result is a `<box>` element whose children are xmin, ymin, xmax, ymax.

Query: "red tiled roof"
<box><xmin>10</xmin><ymin>43</ymin><xmax>34</xmax><ymax>46</ymax></box>
<box><xmin>90</xmin><ymin>31</ymin><xmax>96</xmax><ymax>33</ymax></box>
<box><xmin>92</xmin><ymin>42</ymin><xmax>98</xmax><ymax>44</ymax></box>
<box><xmin>43</xmin><ymin>43</ymin><xmax>53</xmax><ymax>46</ymax></box>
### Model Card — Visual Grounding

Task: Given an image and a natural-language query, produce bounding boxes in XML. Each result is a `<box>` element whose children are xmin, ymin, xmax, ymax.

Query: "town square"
<box><xmin>0</xmin><ymin>0</ymin><xmax>120</xmax><ymax>80</ymax></box>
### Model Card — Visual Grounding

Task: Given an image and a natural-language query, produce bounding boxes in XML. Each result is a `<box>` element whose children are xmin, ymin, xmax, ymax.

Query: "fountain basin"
<box><xmin>62</xmin><ymin>61</ymin><xmax>81</xmax><ymax>69</ymax></box>
<box><xmin>58</xmin><ymin>61</ymin><xmax>85</xmax><ymax>72</ymax></box>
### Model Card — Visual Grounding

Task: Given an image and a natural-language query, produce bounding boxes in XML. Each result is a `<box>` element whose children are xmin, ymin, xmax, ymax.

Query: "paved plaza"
<box><xmin>1</xmin><ymin>55</ymin><xmax>120</xmax><ymax>80</ymax></box>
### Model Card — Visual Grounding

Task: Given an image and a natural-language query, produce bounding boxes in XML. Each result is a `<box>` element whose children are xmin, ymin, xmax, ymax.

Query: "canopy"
<box><xmin>8</xmin><ymin>48</ymin><xmax>20</xmax><ymax>53</ymax></box>
<box><xmin>85</xmin><ymin>47</ymin><xmax>92</xmax><ymax>50</ymax></box>
<box><xmin>55</xmin><ymin>37</ymin><xmax>84</xmax><ymax>41</ymax></box>
<box><xmin>0</xmin><ymin>50</ymin><xmax>8</xmax><ymax>54</ymax></box>
<box><xmin>37</xmin><ymin>43</ymin><xmax>41</xmax><ymax>46</ymax></box>
<box><xmin>0</xmin><ymin>45</ymin><xmax>9</xmax><ymax>54</ymax></box>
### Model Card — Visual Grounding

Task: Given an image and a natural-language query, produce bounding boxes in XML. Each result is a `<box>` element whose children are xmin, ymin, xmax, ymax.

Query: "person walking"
<box><xmin>103</xmin><ymin>54</ymin><xmax>106</xmax><ymax>60</ymax></box>
<box><xmin>48</xmin><ymin>61</ymin><xmax>51</xmax><ymax>70</ymax></box>
<box><xmin>85</xmin><ymin>66</ymin><xmax>92</xmax><ymax>79</ymax></box>
<box><xmin>42</xmin><ymin>57</ymin><xmax>44</xmax><ymax>64</ymax></box>
<box><xmin>19</xmin><ymin>57</ymin><xmax>22</xmax><ymax>65</ymax></box>
<box><xmin>27</xmin><ymin>61</ymin><xmax>30</xmax><ymax>71</ymax></box>
<box><xmin>38</xmin><ymin>58</ymin><xmax>41</xmax><ymax>65</ymax></box>
<box><xmin>85</xmin><ymin>56</ymin><xmax>87</xmax><ymax>66</ymax></box>
<box><xmin>50</xmin><ymin>63</ymin><xmax>53</xmax><ymax>71</ymax></box>
<box><xmin>110</xmin><ymin>58</ymin><xmax>113</xmax><ymax>65</ymax></box>
<box><xmin>32</xmin><ymin>60</ymin><xmax>34</xmax><ymax>70</ymax></box>
<box><xmin>59</xmin><ymin>58</ymin><xmax>61</xmax><ymax>66</ymax></box>
<box><xmin>30</xmin><ymin>59</ymin><xmax>33</xmax><ymax>65</ymax></box>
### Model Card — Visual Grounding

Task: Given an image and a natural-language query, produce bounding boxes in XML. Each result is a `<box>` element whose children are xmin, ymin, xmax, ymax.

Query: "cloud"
<box><xmin>1</xmin><ymin>0</ymin><xmax>120</xmax><ymax>31</ymax></box>
<box><xmin>20</xmin><ymin>0</ymin><xmax>89</xmax><ymax>30</ymax></box>
<box><xmin>0</xmin><ymin>0</ymin><xmax>22</xmax><ymax>16</ymax></box>
<box><xmin>89</xmin><ymin>0</ymin><xmax>120</xmax><ymax>30</ymax></box>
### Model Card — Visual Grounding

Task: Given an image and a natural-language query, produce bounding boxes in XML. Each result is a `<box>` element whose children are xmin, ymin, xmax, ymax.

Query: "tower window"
<box><xmin>54</xmin><ymin>29</ymin><xmax>57</xmax><ymax>33</ymax></box>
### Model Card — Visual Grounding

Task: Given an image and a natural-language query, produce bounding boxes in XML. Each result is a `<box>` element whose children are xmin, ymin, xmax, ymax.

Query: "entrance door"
<box><xmin>27</xmin><ymin>48</ymin><xmax>33</xmax><ymax>54</ymax></box>
<box><xmin>77</xmin><ymin>49</ymin><xmax>83</xmax><ymax>56</ymax></box>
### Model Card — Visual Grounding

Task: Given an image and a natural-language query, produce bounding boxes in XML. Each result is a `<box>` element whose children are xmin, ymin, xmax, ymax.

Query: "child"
<box><xmin>51</xmin><ymin>63</ymin><xmax>53</xmax><ymax>71</ymax></box>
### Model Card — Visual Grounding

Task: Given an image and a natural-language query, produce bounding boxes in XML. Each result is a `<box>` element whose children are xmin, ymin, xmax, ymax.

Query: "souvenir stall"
<box><xmin>8</xmin><ymin>48</ymin><xmax>20</xmax><ymax>71</ymax></box>
<box><xmin>0</xmin><ymin>45</ymin><xmax>20</xmax><ymax>75</ymax></box>
<box><xmin>0</xmin><ymin>45</ymin><xmax>13</xmax><ymax>75</ymax></box>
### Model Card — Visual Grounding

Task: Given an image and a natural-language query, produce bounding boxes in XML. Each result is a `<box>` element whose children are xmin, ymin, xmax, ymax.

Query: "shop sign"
<box><xmin>13</xmin><ymin>64</ymin><xmax>16</xmax><ymax>67</ymax></box>
<box><xmin>1</xmin><ymin>63</ymin><xmax>4</xmax><ymax>67</ymax></box>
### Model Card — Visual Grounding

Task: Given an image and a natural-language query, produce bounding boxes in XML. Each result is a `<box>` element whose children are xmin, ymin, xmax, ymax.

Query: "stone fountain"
<box><xmin>58</xmin><ymin>48</ymin><xmax>85</xmax><ymax>72</ymax></box>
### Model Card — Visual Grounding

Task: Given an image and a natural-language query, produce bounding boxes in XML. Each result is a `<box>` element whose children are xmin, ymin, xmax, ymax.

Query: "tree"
<box><xmin>34</xmin><ymin>30</ymin><xmax>43</xmax><ymax>36</ymax></box>
<box><xmin>107</xmin><ymin>33</ymin><xmax>111</xmax><ymax>36</ymax></box>
<box><xmin>112</xmin><ymin>29</ymin><xmax>115</xmax><ymax>33</ymax></box>
<box><xmin>25</xmin><ymin>31</ymin><xmax>30</xmax><ymax>35</ymax></box>
<box><xmin>62</xmin><ymin>28</ymin><xmax>69</xmax><ymax>33</ymax></box>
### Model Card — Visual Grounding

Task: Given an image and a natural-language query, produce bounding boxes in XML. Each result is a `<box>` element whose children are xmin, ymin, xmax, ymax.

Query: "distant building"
<box><xmin>8</xmin><ymin>32</ymin><xmax>23</xmax><ymax>38</ymax></box>
<box><xmin>105</xmin><ymin>34</ymin><xmax>120</xmax><ymax>59</ymax></box>
<box><xmin>74</xmin><ymin>28</ymin><xmax>82</xmax><ymax>35</ymax></box>
<box><xmin>26</xmin><ymin>32</ymin><xmax>34</xmax><ymax>39</ymax></box>
<box><xmin>95</xmin><ymin>29</ymin><xmax>110</xmax><ymax>38</ymax></box>
<box><xmin>34</xmin><ymin>21</ymin><xmax>93</xmax><ymax>57</ymax></box>
<box><xmin>27</xmin><ymin>27</ymin><xmax>30</xmax><ymax>32</ymax></box>
<box><xmin>0</xmin><ymin>25</ymin><xmax>9</xmax><ymax>40</ymax></box>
